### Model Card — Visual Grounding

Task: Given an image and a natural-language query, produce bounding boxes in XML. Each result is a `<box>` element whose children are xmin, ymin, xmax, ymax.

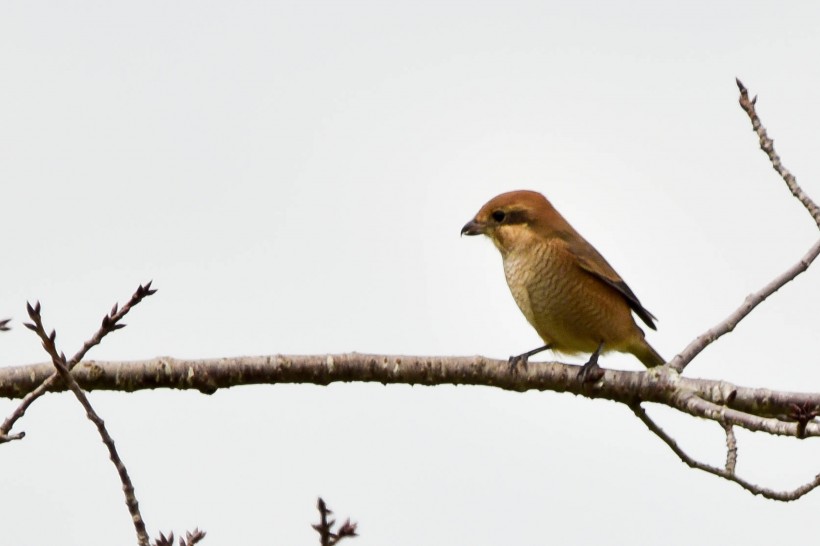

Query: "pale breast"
<box><xmin>502</xmin><ymin>242</ymin><xmax>560</xmax><ymax>336</ymax></box>
<box><xmin>501</xmin><ymin>240</ymin><xmax>636</xmax><ymax>354</ymax></box>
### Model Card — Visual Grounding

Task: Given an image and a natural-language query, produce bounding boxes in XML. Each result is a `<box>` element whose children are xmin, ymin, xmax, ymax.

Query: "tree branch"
<box><xmin>313</xmin><ymin>498</ymin><xmax>358</xmax><ymax>546</ymax></box>
<box><xmin>669</xmin><ymin>79</ymin><xmax>820</xmax><ymax>373</ymax></box>
<box><xmin>23</xmin><ymin>302</ymin><xmax>150</xmax><ymax>546</ymax></box>
<box><xmin>1</xmin><ymin>354</ymin><xmax>817</xmax><ymax>439</ymax></box>
<box><xmin>669</xmin><ymin>238</ymin><xmax>820</xmax><ymax>372</ymax></box>
<box><xmin>0</xmin><ymin>282</ymin><xmax>156</xmax><ymax>443</ymax></box>
<box><xmin>734</xmin><ymin>78</ymin><xmax>820</xmax><ymax>228</ymax></box>
<box><xmin>630</xmin><ymin>403</ymin><xmax>820</xmax><ymax>501</ymax></box>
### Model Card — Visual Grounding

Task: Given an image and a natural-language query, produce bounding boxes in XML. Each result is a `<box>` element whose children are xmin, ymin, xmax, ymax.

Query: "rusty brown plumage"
<box><xmin>462</xmin><ymin>190</ymin><xmax>664</xmax><ymax>369</ymax></box>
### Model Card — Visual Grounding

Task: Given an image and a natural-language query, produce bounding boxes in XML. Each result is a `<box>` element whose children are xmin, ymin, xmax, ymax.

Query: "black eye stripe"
<box><xmin>509</xmin><ymin>211</ymin><xmax>526</xmax><ymax>223</ymax></box>
<box><xmin>492</xmin><ymin>210</ymin><xmax>527</xmax><ymax>225</ymax></box>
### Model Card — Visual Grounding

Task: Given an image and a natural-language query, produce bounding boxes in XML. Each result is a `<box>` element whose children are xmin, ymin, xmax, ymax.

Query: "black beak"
<box><xmin>461</xmin><ymin>220</ymin><xmax>485</xmax><ymax>236</ymax></box>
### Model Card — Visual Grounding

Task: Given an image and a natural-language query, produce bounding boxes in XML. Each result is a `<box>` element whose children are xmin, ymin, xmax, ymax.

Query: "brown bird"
<box><xmin>461</xmin><ymin>190</ymin><xmax>664</xmax><ymax>378</ymax></box>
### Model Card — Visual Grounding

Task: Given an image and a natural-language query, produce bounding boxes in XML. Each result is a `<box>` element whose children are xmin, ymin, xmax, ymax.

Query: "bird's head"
<box><xmin>461</xmin><ymin>190</ymin><xmax>570</xmax><ymax>255</ymax></box>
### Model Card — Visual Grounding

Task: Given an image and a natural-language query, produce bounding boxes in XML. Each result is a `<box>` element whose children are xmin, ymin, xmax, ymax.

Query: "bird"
<box><xmin>461</xmin><ymin>190</ymin><xmax>664</xmax><ymax>379</ymax></box>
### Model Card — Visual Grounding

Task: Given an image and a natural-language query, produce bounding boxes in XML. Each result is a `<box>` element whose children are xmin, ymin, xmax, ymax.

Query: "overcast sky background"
<box><xmin>3</xmin><ymin>1</ymin><xmax>820</xmax><ymax>544</ymax></box>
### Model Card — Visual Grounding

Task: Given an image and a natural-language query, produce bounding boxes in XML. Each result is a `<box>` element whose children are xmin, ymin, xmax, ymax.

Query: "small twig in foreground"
<box><xmin>153</xmin><ymin>529</ymin><xmax>207</xmax><ymax>546</ymax></box>
<box><xmin>0</xmin><ymin>282</ymin><xmax>156</xmax><ymax>443</ymax></box>
<box><xmin>313</xmin><ymin>498</ymin><xmax>358</xmax><ymax>546</ymax></box>
<box><xmin>23</xmin><ymin>301</ymin><xmax>150</xmax><ymax>546</ymax></box>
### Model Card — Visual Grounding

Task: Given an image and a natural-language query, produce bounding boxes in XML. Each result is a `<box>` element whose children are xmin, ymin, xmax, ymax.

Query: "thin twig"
<box><xmin>313</xmin><ymin>498</ymin><xmax>358</xmax><ymax>546</ymax></box>
<box><xmin>669</xmin><ymin>239</ymin><xmax>820</xmax><ymax>372</ymax></box>
<box><xmin>672</xmin><ymin>391</ymin><xmax>810</xmax><ymax>437</ymax></box>
<box><xmin>631</xmin><ymin>403</ymin><xmax>820</xmax><ymax>501</ymax></box>
<box><xmin>735</xmin><ymin>78</ymin><xmax>820</xmax><ymax>228</ymax></box>
<box><xmin>722</xmin><ymin>423</ymin><xmax>737</xmax><ymax>474</ymax></box>
<box><xmin>0</xmin><ymin>282</ymin><xmax>156</xmax><ymax>443</ymax></box>
<box><xmin>315</xmin><ymin>498</ymin><xmax>332</xmax><ymax>546</ymax></box>
<box><xmin>22</xmin><ymin>301</ymin><xmax>150</xmax><ymax>546</ymax></box>
<box><xmin>669</xmin><ymin>80</ymin><xmax>820</xmax><ymax>372</ymax></box>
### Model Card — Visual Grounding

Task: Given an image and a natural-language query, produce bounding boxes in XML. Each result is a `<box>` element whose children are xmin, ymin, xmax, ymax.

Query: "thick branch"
<box><xmin>1</xmin><ymin>354</ymin><xmax>817</xmax><ymax>439</ymax></box>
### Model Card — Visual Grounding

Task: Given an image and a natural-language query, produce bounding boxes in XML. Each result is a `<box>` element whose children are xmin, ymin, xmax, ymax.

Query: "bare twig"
<box><xmin>669</xmin><ymin>239</ymin><xmax>820</xmax><ymax>373</ymax></box>
<box><xmin>23</xmin><ymin>301</ymin><xmax>150</xmax><ymax>546</ymax></box>
<box><xmin>722</xmin><ymin>423</ymin><xmax>737</xmax><ymax>474</ymax></box>
<box><xmin>631</xmin><ymin>403</ymin><xmax>820</xmax><ymax>501</ymax></box>
<box><xmin>313</xmin><ymin>498</ymin><xmax>358</xmax><ymax>546</ymax></box>
<box><xmin>735</xmin><ymin>78</ymin><xmax>820</xmax><ymax>228</ymax></box>
<box><xmin>672</xmin><ymin>390</ymin><xmax>809</xmax><ymax>437</ymax></box>
<box><xmin>0</xmin><ymin>282</ymin><xmax>156</xmax><ymax>443</ymax></box>
<box><xmin>314</xmin><ymin>498</ymin><xmax>333</xmax><ymax>546</ymax></box>
<box><xmin>669</xmin><ymin>80</ymin><xmax>820</xmax><ymax>372</ymax></box>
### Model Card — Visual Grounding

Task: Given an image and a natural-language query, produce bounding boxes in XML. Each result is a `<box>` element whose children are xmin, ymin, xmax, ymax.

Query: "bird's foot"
<box><xmin>577</xmin><ymin>361</ymin><xmax>605</xmax><ymax>384</ymax></box>
<box><xmin>508</xmin><ymin>344</ymin><xmax>551</xmax><ymax>374</ymax></box>
<box><xmin>577</xmin><ymin>343</ymin><xmax>605</xmax><ymax>384</ymax></box>
<box><xmin>508</xmin><ymin>353</ymin><xmax>529</xmax><ymax>373</ymax></box>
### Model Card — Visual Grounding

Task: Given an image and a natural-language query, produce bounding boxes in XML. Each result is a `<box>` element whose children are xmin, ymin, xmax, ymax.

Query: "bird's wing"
<box><xmin>556</xmin><ymin>231</ymin><xmax>658</xmax><ymax>330</ymax></box>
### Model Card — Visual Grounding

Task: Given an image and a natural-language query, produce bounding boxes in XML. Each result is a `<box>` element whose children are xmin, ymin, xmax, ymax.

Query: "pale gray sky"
<box><xmin>3</xmin><ymin>1</ymin><xmax>820</xmax><ymax>544</ymax></box>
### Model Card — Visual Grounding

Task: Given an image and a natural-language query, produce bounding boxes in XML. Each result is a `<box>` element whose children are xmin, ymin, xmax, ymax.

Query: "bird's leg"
<box><xmin>508</xmin><ymin>344</ymin><xmax>551</xmax><ymax>372</ymax></box>
<box><xmin>577</xmin><ymin>342</ymin><xmax>606</xmax><ymax>384</ymax></box>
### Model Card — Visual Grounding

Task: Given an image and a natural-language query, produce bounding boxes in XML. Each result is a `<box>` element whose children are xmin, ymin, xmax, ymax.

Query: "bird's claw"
<box><xmin>577</xmin><ymin>361</ymin><xmax>605</xmax><ymax>384</ymax></box>
<box><xmin>508</xmin><ymin>353</ymin><xmax>529</xmax><ymax>373</ymax></box>
<box><xmin>577</xmin><ymin>346</ymin><xmax>605</xmax><ymax>384</ymax></box>
<box><xmin>507</xmin><ymin>344</ymin><xmax>550</xmax><ymax>373</ymax></box>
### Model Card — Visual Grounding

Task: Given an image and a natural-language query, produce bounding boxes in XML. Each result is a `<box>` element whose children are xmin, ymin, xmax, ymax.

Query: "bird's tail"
<box><xmin>633</xmin><ymin>340</ymin><xmax>665</xmax><ymax>368</ymax></box>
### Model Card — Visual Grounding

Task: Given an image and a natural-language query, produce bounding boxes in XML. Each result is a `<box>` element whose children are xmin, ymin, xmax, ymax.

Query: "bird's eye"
<box><xmin>491</xmin><ymin>210</ymin><xmax>506</xmax><ymax>222</ymax></box>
